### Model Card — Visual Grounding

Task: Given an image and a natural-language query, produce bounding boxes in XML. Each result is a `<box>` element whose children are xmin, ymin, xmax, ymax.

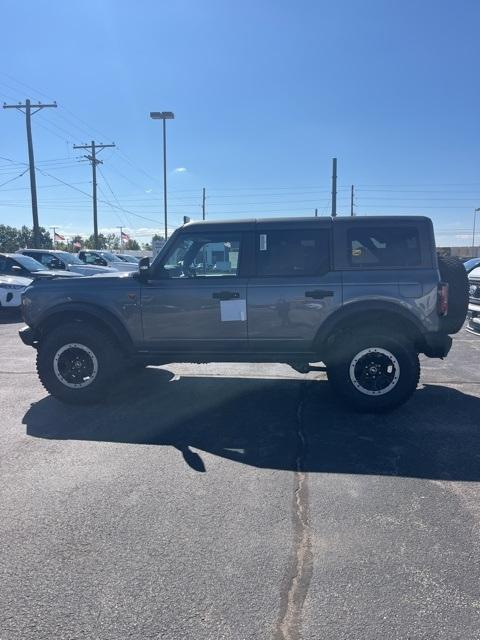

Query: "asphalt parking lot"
<box><xmin>1</xmin><ymin>314</ymin><xmax>480</xmax><ymax>640</ymax></box>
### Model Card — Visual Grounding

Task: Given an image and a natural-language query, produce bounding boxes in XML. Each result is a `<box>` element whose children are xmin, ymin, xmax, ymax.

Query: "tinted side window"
<box><xmin>256</xmin><ymin>229</ymin><xmax>330</xmax><ymax>277</ymax></box>
<box><xmin>348</xmin><ymin>227</ymin><xmax>421</xmax><ymax>267</ymax></box>
<box><xmin>160</xmin><ymin>234</ymin><xmax>242</xmax><ymax>278</ymax></box>
<box><xmin>83</xmin><ymin>253</ymin><xmax>99</xmax><ymax>265</ymax></box>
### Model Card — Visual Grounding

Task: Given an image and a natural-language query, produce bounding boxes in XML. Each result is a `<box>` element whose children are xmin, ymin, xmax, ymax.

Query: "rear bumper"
<box><xmin>422</xmin><ymin>332</ymin><xmax>452</xmax><ymax>358</ymax></box>
<box><xmin>467</xmin><ymin>302</ymin><xmax>480</xmax><ymax>335</ymax></box>
<box><xmin>19</xmin><ymin>326</ymin><xmax>39</xmax><ymax>347</ymax></box>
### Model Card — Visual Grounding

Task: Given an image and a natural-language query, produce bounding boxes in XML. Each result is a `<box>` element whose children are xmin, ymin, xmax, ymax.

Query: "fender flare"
<box><xmin>315</xmin><ymin>299</ymin><xmax>426</xmax><ymax>349</ymax></box>
<box><xmin>35</xmin><ymin>302</ymin><xmax>134</xmax><ymax>354</ymax></box>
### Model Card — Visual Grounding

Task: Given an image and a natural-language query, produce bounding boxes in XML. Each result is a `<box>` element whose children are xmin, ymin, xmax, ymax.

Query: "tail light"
<box><xmin>437</xmin><ymin>282</ymin><xmax>449</xmax><ymax>316</ymax></box>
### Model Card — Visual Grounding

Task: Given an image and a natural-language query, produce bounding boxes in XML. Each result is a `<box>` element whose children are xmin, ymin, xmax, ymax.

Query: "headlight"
<box><xmin>1</xmin><ymin>284</ymin><xmax>25</xmax><ymax>290</ymax></box>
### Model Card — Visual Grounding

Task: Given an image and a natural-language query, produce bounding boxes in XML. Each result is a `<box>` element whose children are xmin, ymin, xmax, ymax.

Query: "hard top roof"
<box><xmin>181</xmin><ymin>215</ymin><xmax>431</xmax><ymax>231</ymax></box>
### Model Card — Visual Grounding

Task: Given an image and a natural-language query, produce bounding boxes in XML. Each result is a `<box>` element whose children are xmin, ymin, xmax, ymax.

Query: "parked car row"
<box><xmin>0</xmin><ymin>249</ymin><xmax>140</xmax><ymax>311</ymax></box>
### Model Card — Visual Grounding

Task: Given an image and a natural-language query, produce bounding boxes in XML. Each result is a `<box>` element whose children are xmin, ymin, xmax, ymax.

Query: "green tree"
<box><xmin>0</xmin><ymin>225</ymin><xmax>20</xmax><ymax>252</ymax></box>
<box><xmin>0</xmin><ymin>224</ymin><xmax>52</xmax><ymax>251</ymax></box>
<box><xmin>105</xmin><ymin>233</ymin><xmax>120</xmax><ymax>250</ymax></box>
<box><xmin>84</xmin><ymin>234</ymin><xmax>107</xmax><ymax>249</ymax></box>
<box><xmin>124</xmin><ymin>239</ymin><xmax>140</xmax><ymax>251</ymax></box>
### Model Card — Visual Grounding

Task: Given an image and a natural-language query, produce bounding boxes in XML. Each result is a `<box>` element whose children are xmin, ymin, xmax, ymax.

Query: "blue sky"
<box><xmin>1</xmin><ymin>0</ymin><xmax>479</xmax><ymax>245</ymax></box>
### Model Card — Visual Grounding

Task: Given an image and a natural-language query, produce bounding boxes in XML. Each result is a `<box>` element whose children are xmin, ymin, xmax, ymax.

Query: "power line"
<box><xmin>0</xmin><ymin>168</ymin><xmax>29</xmax><ymax>189</ymax></box>
<box><xmin>35</xmin><ymin>168</ymin><xmax>164</xmax><ymax>225</ymax></box>
<box><xmin>97</xmin><ymin>167</ymin><xmax>134</xmax><ymax>228</ymax></box>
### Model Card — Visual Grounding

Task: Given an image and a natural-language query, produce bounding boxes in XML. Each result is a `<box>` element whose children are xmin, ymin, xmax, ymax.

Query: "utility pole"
<box><xmin>202</xmin><ymin>187</ymin><xmax>206</xmax><ymax>220</ymax></box>
<box><xmin>473</xmin><ymin>208</ymin><xmax>480</xmax><ymax>256</ymax></box>
<box><xmin>331</xmin><ymin>158</ymin><xmax>337</xmax><ymax>217</ymax></box>
<box><xmin>117</xmin><ymin>226</ymin><xmax>123</xmax><ymax>249</ymax></box>
<box><xmin>314</xmin><ymin>208</ymin><xmax>318</xmax><ymax>217</ymax></box>
<box><xmin>3</xmin><ymin>99</ymin><xmax>57</xmax><ymax>248</ymax></box>
<box><xmin>73</xmin><ymin>141</ymin><xmax>115</xmax><ymax>249</ymax></box>
<box><xmin>50</xmin><ymin>227</ymin><xmax>57</xmax><ymax>247</ymax></box>
<box><xmin>350</xmin><ymin>185</ymin><xmax>355</xmax><ymax>216</ymax></box>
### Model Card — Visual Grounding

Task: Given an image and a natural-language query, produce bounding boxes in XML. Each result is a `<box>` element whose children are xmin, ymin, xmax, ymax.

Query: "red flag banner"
<box><xmin>121</xmin><ymin>231</ymin><xmax>130</xmax><ymax>241</ymax></box>
<box><xmin>54</xmin><ymin>232</ymin><xmax>65</xmax><ymax>242</ymax></box>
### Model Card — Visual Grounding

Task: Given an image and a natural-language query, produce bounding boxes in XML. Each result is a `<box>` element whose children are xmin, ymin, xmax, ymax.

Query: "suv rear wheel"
<box><xmin>36</xmin><ymin>322</ymin><xmax>121</xmax><ymax>404</ymax></box>
<box><xmin>326</xmin><ymin>333</ymin><xmax>420</xmax><ymax>412</ymax></box>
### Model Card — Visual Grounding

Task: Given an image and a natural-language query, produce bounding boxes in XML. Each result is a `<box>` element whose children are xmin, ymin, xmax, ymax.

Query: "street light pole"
<box><xmin>473</xmin><ymin>208</ymin><xmax>480</xmax><ymax>257</ymax></box>
<box><xmin>150</xmin><ymin>111</ymin><xmax>175</xmax><ymax>240</ymax></box>
<box><xmin>162</xmin><ymin>118</ymin><xmax>168</xmax><ymax>241</ymax></box>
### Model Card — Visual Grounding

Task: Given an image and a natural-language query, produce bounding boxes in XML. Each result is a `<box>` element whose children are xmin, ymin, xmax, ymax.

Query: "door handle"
<box><xmin>305</xmin><ymin>290</ymin><xmax>334</xmax><ymax>299</ymax></box>
<box><xmin>212</xmin><ymin>291</ymin><xmax>240</xmax><ymax>300</ymax></box>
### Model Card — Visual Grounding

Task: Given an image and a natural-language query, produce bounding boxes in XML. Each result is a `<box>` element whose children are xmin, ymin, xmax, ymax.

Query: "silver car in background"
<box><xmin>16</xmin><ymin>249</ymin><xmax>116</xmax><ymax>276</ymax></box>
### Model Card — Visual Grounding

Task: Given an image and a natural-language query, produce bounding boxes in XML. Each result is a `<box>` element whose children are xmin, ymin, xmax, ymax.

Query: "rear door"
<box><xmin>247</xmin><ymin>221</ymin><xmax>342</xmax><ymax>354</ymax></box>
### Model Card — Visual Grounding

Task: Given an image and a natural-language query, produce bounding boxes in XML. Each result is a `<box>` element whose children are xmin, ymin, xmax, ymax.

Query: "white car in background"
<box><xmin>467</xmin><ymin>265</ymin><xmax>480</xmax><ymax>335</ymax></box>
<box><xmin>0</xmin><ymin>275</ymin><xmax>32</xmax><ymax>310</ymax></box>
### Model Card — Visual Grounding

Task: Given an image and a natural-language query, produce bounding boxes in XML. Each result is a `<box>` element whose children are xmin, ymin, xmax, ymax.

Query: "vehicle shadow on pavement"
<box><xmin>0</xmin><ymin>312</ymin><xmax>22</xmax><ymax>324</ymax></box>
<box><xmin>23</xmin><ymin>368</ymin><xmax>480</xmax><ymax>481</ymax></box>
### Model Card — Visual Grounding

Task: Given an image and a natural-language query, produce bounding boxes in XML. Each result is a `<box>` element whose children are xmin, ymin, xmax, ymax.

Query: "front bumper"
<box><xmin>467</xmin><ymin>302</ymin><xmax>480</xmax><ymax>335</ymax></box>
<box><xmin>19</xmin><ymin>326</ymin><xmax>39</xmax><ymax>347</ymax></box>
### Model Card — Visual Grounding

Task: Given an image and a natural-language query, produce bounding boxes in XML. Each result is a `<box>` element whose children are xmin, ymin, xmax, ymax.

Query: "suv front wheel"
<box><xmin>326</xmin><ymin>333</ymin><xmax>420</xmax><ymax>412</ymax></box>
<box><xmin>36</xmin><ymin>322</ymin><xmax>121</xmax><ymax>404</ymax></box>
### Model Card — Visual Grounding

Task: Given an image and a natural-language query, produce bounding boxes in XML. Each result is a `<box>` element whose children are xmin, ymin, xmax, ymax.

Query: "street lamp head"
<box><xmin>150</xmin><ymin>111</ymin><xmax>175</xmax><ymax>120</ymax></box>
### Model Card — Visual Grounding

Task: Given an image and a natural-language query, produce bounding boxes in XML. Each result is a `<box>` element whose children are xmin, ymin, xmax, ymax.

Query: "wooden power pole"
<box><xmin>3</xmin><ymin>99</ymin><xmax>57</xmax><ymax>248</ymax></box>
<box><xmin>202</xmin><ymin>187</ymin><xmax>206</xmax><ymax>220</ymax></box>
<box><xmin>73</xmin><ymin>141</ymin><xmax>115</xmax><ymax>248</ymax></box>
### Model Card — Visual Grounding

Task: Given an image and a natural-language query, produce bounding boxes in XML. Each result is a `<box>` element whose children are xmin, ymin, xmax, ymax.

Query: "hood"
<box><xmin>31</xmin><ymin>270</ymin><xmax>133</xmax><ymax>286</ymax></box>
<box><xmin>469</xmin><ymin>266</ymin><xmax>480</xmax><ymax>280</ymax></box>
<box><xmin>0</xmin><ymin>275</ymin><xmax>33</xmax><ymax>287</ymax></box>
<box><xmin>108</xmin><ymin>262</ymin><xmax>139</xmax><ymax>273</ymax></box>
<box><xmin>67</xmin><ymin>264</ymin><xmax>116</xmax><ymax>274</ymax></box>
<box><xmin>32</xmin><ymin>269</ymin><xmax>79</xmax><ymax>279</ymax></box>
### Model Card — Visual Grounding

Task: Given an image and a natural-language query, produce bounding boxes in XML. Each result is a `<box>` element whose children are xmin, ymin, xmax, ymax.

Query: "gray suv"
<box><xmin>19</xmin><ymin>216</ymin><xmax>469</xmax><ymax>412</ymax></box>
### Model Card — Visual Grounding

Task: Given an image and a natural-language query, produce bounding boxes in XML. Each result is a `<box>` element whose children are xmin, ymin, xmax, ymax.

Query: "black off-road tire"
<box><xmin>326</xmin><ymin>333</ymin><xmax>420</xmax><ymax>413</ymax></box>
<box><xmin>437</xmin><ymin>255</ymin><xmax>469</xmax><ymax>334</ymax></box>
<box><xmin>36</xmin><ymin>322</ymin><xmax>122</xmax><ymax>404</ymax></box>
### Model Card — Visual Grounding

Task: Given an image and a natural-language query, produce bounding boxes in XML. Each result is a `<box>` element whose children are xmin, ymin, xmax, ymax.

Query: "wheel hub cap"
<box><xmin>349</xmin><ymin>347</ymin><xmax>400</xmax><ymax>396</ymax></box>
<box><xmin>53</xmin><ymin>343</ymin><xmax>99</xmax><ymax>389</ymax></box>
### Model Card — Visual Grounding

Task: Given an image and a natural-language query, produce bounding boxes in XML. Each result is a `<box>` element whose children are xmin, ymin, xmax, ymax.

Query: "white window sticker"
<box><xmin>220</xmin><ymin>299</ymin><xmax>247</xmax><ymax>322</ymax></box>
<box><xmin>259</xmin><ymin>234</ymin><xmax>267</xmax><ymax>251</ymax></box>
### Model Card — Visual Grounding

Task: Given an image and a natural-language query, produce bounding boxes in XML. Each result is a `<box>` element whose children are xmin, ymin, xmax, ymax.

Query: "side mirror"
<box><xmin>138</xmin><ymin>257</ymin><xmax>150</xmax><ymax>282</ymax></box>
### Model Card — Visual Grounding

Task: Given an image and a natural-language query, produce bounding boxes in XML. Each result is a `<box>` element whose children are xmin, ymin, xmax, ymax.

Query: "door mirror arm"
<box><xmin>137</xmin><ymin>257</ymin><xmax>151</xmax><ymax>283</ymax></box>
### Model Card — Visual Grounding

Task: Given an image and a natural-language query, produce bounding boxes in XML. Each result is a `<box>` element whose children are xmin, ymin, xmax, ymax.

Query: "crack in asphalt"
<box><xmin>275</xmin><ymin>382</ymin><xmax>313</xmax><ymax>640</ymax></box>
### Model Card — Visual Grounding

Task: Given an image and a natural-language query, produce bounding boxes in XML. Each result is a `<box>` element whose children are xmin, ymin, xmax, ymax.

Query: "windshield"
<box><xmin>99</xmin><ymin>252</ymin><xmax>122</xmax><ymax>262</ymax></box>
<box><xmin>56</xmin><ymin>251</ymin><xmax>84</xmax><ymax>265</ymax></box>
<box><xmin>464</xmin><ymin>258</ymin><xmax>480</xmax><ymax>271</ymax></box>
<box><xmin>119</xmin><ymin>255</ymin><xmax>139</xmax><ymax>263</ymax></box>
<box><xmin>14</xmin><ymin>255</ymin><xmax>44</xmax><ymax>271</ymax></box>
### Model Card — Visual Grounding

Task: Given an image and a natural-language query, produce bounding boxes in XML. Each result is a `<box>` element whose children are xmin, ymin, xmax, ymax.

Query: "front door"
<box><xmin>247</xmin><ymin>222</ymin><xmax>342</xmax><ymax>354</ymax></box>
<box><xmin>141</xmin><ymin>230</ymin><xmax>249</xmax><ymax>353</ymax></box>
